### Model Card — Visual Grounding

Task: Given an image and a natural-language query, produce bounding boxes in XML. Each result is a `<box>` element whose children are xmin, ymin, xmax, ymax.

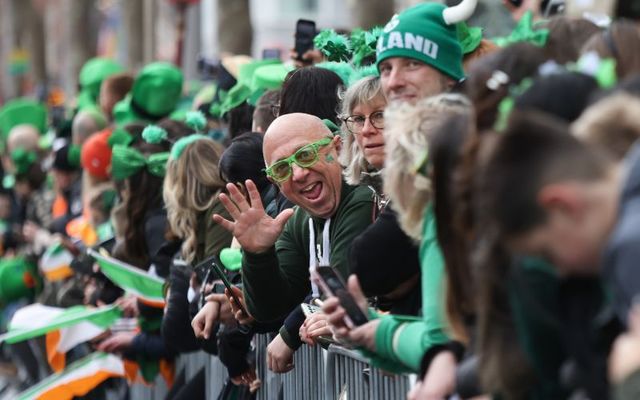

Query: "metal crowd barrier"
<box><xmin>325</xmin><ymin>344</ymin><xmax>414</xmax><ymax>400</ymax></box>
<box><xmin>126</xmin><ymin>334</ymin><xmax>414</xmax><ymax>399</ymax></box>
<box><xmin>252</xmin><ymin>334</ymin><xmax>412</xmax><ymax>400</ymax></box>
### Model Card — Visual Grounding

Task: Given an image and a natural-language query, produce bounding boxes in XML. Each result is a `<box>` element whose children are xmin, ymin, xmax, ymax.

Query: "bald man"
<box><xmin>213</xmin><ymin>114</ymin><xmax>375</xmax><ymax>364</ymax></box>
<box><xmin>215</xmin><ymin>113</ymin><xmax>374</xmax><ymax>317</ymax></box>
<box><xmin>7</xmin><ymin>124</ymin><xmax>41</xmax><ymax>154</ymax></box>
<box><xmin>72</xmin><ymin>109</ymin><xmax>107</xmax><ymax>146</ymax></box>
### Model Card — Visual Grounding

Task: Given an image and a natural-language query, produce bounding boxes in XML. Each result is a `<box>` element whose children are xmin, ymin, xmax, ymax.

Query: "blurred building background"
<box><xmin>0</xmin><ymin>0</ymin><xmax>512</xmax><ymax>106</ymax></box>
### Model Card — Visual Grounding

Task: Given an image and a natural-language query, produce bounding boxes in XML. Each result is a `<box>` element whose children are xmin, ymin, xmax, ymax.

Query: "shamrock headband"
<box><xmin>493</xmin><ymin>11</ymin><xmax>549</xmax><ymax>48</ymax></box>
<box><xmin>170</xmin><ymin>134</ymin><xmax>210</xmax><ymax>160</ymax></box>
<box><xmin>141</xmin><ymin>111</ymin><xmax>207</xmax><ymax>146</ymax></box>
<box><xmin>10</xmin><ymin>148</ymin><xmax>37</xmax><ymax>176</ymax></box>
<box><xmin>314</xmin><ymin>27</ymin><xmax>384</xmax><ymax>66</ymax></box>
<box><xmin>110</xmin><ymin>144</ymin><xmax>169</xmax><ymax>181</ymax></box>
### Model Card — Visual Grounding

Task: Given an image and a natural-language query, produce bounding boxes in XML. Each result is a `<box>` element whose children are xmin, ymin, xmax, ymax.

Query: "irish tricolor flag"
<box><xmin>87</xmin><ymin>249</ymin><xmax>166</xmax><ymax>308</ymax></box>
<box><xmin>17</xmin><ymin>352</ymin><xmax>125</xmax><ymax>400</ymax></box>
<box><xmin>39</xmin><ymin>242</ymin><xmax>74</xmax><ymax>281</ymax></box>
<box><xmin>2</xmin><ymin>304</ymin><xmax>122</xmax><ymax>372</ymax></box>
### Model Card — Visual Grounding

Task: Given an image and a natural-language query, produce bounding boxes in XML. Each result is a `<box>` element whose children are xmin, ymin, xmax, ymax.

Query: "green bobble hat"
<box><xmin>0</xmin><ymin>98</ymin><xmax>47</xmax><ymax>142</ymax></box>
<box><xmin>78</xmin><ymin>58</ymin><xmax>125</xmax><ymax>109</ymax></box>
<box><xmin>113</xmin><ymin>62</ymin><xmax>184</xmax><ymax>126</ymax></box>
<box><xmin>376</xmin><ymin>0</ymin><xmax>478</xmax><ymax>81</ymax></box>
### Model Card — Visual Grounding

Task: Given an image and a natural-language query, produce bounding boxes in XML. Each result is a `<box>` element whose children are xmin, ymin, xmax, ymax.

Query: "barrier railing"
<box><xmin>79</xmin><ymin>333</ymin><xmax>415</xmax><ymax>399</ymax></box>
<box><xmin>252</xmin><ymin>334</ymin><xmax>413</xmax><ymax>400</ymax></box>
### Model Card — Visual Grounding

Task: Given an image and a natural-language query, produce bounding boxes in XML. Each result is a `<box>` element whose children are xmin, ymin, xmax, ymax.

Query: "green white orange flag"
<box><xmin>87</xmin><ymin>248</ymin><xmax>166</xmax><ymax>307</ymax></box>
<box><xmin>39</xmin><ymin>242</ymin><xmax>74</xmax><ymax>281</ymax></box>
<box><xmin>16</xmin><ymin>352</ymin><xmax>125</xmax><ymax>400</ymax></box>
<box><xmin>2</xmin><ymin>304</ymin><xmax>122</xmax><ymax>371</ymax></box>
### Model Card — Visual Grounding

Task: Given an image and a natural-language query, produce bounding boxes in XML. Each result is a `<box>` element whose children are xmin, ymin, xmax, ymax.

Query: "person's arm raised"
<box><xmin>213</xmin><ymin>180</ymin><xmax>294</xmax><ymax>254</ymax></box>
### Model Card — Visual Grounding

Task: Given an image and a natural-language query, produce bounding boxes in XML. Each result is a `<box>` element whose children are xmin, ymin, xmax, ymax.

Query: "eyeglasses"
<box><xmin>264</xmin><ymin>137</ymin><xmax>333</xmax><ymax>183</ymax></box>
<box><xmin>342</xmin><ymin>111</ymin><xmax>385</xmax><ymax>133</ymax></box>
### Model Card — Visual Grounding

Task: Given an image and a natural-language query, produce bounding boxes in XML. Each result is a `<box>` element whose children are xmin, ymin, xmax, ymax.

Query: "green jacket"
<box><xmin>366</xmin><ymin>206</ymin><xmax>449</xmax><ymax>373</ymax></box>
<box><xmin>242</xmin><ymin>181</ymin><xmax>376</xmax><ymax>323</ymax></box>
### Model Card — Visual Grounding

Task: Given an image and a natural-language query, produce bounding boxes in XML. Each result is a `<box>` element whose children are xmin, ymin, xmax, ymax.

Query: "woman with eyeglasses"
<box><xmin>339</xmin><ymin>76</ymin><xmax>387</xmax><ymax>193</ymax></box>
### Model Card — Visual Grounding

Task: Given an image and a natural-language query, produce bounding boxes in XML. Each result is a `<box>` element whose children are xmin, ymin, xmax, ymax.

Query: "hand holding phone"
<box><xmin>209</xmin><ymin>260</ymin><xmax>248</xmax><ymax>317</ymax></box>
<box><xmin>313</xmin><ymin>266</ymin><xmax>368</xmax><ymax>328</ymax></box>
<box><xmin>294</xmin><ymin>19</ymin><xmax>317</xmax><ymax>62</ymax></box>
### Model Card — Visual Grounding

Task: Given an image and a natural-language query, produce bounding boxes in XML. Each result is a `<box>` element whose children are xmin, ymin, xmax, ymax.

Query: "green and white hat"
<box><xmin>376</xmin><ymin>0</ymin><xmax>478</xmax><ymax>81</ymax></box>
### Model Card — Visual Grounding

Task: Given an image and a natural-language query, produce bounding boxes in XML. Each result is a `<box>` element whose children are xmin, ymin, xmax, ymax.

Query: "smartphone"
<box><xmin>262</xmin><ymin>48</ymin><xmax>282</xmax><ymax>60</ymax></box>
<box><xmin>294</xmin><ymin>19</ymin><xmax>316</xmax><ymax>61</ymax></box>
<box><xmin>313</xmin><ymin>266</ymin><xmax>368</xmax><ymax>328</ymax></box>
<box><xmin>209</xmin><ymin>259</ymin><xmax>249</xmax><ymax>317</ymax></box>
<box><xmin>616</xmin><ymin>0</ymin><xmax>640</xmax><ymax>19</ymax></box>
<box><xmin>541</xmin><ymin>0</ymin><xmax>565</xmax><ymax>17</ymax></box>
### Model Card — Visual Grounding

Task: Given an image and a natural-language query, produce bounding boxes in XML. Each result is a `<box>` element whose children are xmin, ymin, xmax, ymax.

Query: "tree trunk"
<box><xmin>121</xmin><ymin>0</ymin><xmax>145</xmax><ymax>70</ymax></box>
<box><xmin>352</xmin><ymin>0</ymin><xmax>394</xmax><ymax>30</ymax></box>
<box><xmin>68</xmin><ymin>0</ymin><xmax>98</xmax><ymax>90</ymax></box>
<box><xmin>27</xmin><ymin>0</ymin><xmax>48</xmax><ymax>96</ymax></box>
<box><xmin>217</xmin><ymin>0</ymin><xmax>253</xmax><ymax>55</ymax></box>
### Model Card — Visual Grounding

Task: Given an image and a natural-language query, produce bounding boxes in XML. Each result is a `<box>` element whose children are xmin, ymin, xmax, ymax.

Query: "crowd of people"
<box><xmin>1</xmin><ymin>0</ymin><xmax>640</xmax><ymax>398</ymax></box>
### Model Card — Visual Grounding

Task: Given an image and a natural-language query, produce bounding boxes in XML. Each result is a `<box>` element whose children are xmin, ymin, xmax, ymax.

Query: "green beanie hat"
<box><xmin>113</xmin><ymin>62</ymin><xmax>183</xmax><ymax>126</ymax></box>
<box><xmin>78</xmin><ymin>58</ymin><xmax>125</xmax><ymax>107</ymax></box>
<box><xmin>376</xmin><ymin>2</ymin><xmax>474</xmax><ymax>81</ymax></box>
<box><xmin>0</xmin><ymin>98</ymin><xmax>47</xmax><ymax>142</ymax></box>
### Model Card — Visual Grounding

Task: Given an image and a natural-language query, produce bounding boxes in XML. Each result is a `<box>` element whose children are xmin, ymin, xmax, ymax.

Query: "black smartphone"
<box><xmin>262</xmin><ymin>48</ymin><xmax>282</xmax><ymax>60</ymax></box>
<box><xmin>541</xmin><ymin>0</ymin><xmax>565</xmax><ymax>17</ymax></box>
<box><xmin>209</xmin><ymin>259</ymin><xmax>249</xmax><ymax>317</ymax></box>
<box><xmin>314</xmin><ymin>266</ymin><xmax>369</xmax><ymax>328</ymax></box>
<box><xmin>616</xmin><ymin>0</ymin><xmax>640</xmax><ymax>19</ymax></box>
<box><xmin>294</xmin><ymin>19</ymin><xmax>317</xmax><ymax>61</ymax></box>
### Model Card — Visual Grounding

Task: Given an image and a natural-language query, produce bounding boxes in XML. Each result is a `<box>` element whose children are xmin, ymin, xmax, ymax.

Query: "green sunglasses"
<box><xmin>265</xmin><ymin>137</ymin><xmax>333</xmax><ymax>183</ymax></box>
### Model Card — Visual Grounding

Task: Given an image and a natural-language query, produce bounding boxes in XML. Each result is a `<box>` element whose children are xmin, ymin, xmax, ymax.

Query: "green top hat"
<box><xmin>0</xmin><ymin>98</ymin><xmax>47</xmax><ymax>142</ymax></box>
<box><xmin>216</xmin><ymin>59</ymin><xmax>285</xmax><ymax>115</ymax></box>
<box><xmin>113</xmin><ymin>62</ymin><xmax>184</xmax><ymax>126</ymax></box>
<box><xmin>78</xmin><ymin>58</ymin><xmax>125</xmax><ymax>108</ymax></box>
<box><xmin>251</xmin><ymin>64</ymin><xmax>291</xmax><ymax>93</ymax></box>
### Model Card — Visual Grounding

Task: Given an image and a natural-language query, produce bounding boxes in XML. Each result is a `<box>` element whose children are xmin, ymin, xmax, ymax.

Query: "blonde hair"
<box><xmin>572</xmin><ymin>93</ymin><xmax>640</xmax><ymax>160</ymax></box>
<box><xmin>338</xmin><ymin>76</ymin><xmax>386</xmax><ymax>185</ymax></box>
<box><xmin>383</xmin><ymin>93</ymin><xmax>471</xmax><ymax>241</ymax></box>
<box><xmin>163</xmin><ymin>138</ymin><xmax>225</xmax><ymax>263</ymax></box>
